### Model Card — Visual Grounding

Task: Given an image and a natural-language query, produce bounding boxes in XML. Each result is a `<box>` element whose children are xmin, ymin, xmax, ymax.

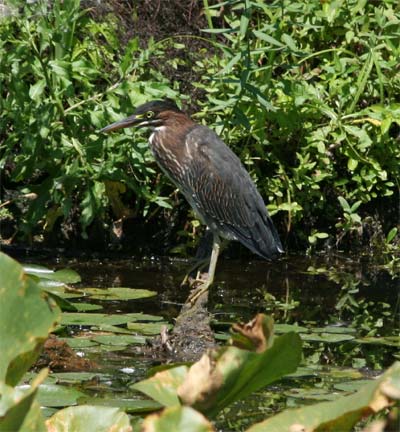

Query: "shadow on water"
<box><xmin>13</xmin><ymin>249</ymin><xmax>399</xmax><ymax>428</ymax></box>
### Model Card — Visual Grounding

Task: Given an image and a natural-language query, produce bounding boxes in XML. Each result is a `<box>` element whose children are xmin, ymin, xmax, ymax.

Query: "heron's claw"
<box><xmin>187</xmin><ymin>280</ymin><xmax>211</xmax><ymax>305</ymax></box>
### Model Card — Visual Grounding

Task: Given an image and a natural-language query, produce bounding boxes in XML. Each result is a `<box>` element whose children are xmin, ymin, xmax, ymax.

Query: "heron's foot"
<box><xmin>187</xmin><ymin>280</ymin><xmax>211</xmax><ymax>305</ymax></box>
<box><xmin>180</xmin><ymin>258</ymin><xmax>209</xmax><ymax>287</ymax></box>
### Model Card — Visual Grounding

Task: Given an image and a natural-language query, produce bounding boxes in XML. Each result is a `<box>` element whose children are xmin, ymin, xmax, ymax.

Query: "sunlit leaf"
<box><xmin>141</xmin><ymin>405</ymin><xmax>214</xmax><ymax>432</ymax></box>
<box><xmin>132</xmin><ymin>366</ymin><xmax>189</xmax><ymax>407</ymax></box>
<box><xmin>0</xmin><ymin>369</ymin><xmax>47</xmax><ymax>432</ymax></box>
<box><xmin>0</xmin><ymin>253</ymin><xmax>61</xmax><ymax>385</ymax></box>
<box><xmin>83</xmin><ymin>287</ymin><xmax>156</xmax><ymax>300</ymax></box>
<box><xmin>36</xmin><ymin>383</ymin><xmax>86</xmax><ymax>407</ymax></box>
<box><xmin>127</xmin><ymin>322</ymin><xmax>172</xmax><ymax>335</ymax></box>
<box><xmin>91</xmin><ymin>334</ymin><xmax>146</xmax><ymax>346</ymax></box>
<box><xmin>247</xmin><ymin>362</ymin><xmax>400</xmax><ymax>432</ymax></box>
<box><xmin>61</xmin><ymin>312</ymin><xmax>160</xmax><ymax>326</ymax></box>
<box><xmin>46</xmin><ymin>405</ymin><xmax>132</xmax><ymax>432</ymax></box>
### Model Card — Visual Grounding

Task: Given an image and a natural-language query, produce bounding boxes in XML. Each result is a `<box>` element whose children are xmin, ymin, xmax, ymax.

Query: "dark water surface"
<box><xmin>14</xmin><ymin>250</ymin><xmax>399</xmax><ymax>429</ymax></box>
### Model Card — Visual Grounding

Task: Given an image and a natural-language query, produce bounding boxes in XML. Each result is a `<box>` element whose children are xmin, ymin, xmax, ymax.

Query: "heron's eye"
<box><xmin>146</xmin><ymin>111</ymin><xmax>154</xmax><ymax>119</ymax></box>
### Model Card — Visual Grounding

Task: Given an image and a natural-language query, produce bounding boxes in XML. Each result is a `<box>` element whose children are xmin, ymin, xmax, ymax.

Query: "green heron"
<box><xmin>101</xmin><ymin>99</ymin><xmax>283</xmax><ymax>297</ymax></box>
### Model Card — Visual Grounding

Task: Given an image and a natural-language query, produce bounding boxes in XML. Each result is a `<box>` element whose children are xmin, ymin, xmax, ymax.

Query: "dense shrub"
<box><xmin>0</xmin><ymin>0</ymin><xmax>399</xmax><ymax>253</ymax></box>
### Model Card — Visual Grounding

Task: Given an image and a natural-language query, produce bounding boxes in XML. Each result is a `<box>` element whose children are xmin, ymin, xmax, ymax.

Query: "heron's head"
<box><xmin>100</xmin><ymin>99</ymin><xmax>183</xmax><ymax>133</ymax></box>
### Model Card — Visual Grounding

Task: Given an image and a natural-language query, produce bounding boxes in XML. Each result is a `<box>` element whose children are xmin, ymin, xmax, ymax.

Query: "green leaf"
<box><xmin>253</xmin><ymin>30</ymin><xmax>284</xmax><ymax>47</ymax></box>
<box><xmin>29</xmin><ymin>80</ymin><xmax>46</xmax><ymax>101</ymax></box>
<box><xmin>91</xmin><ymin>334</ymin><xmax>146</xmax><ymax>346</ymax></box>
<box><xmin>281</xmin><ymin>33</ymin><xmax>297</xmax><ymax>51</ymax></box>
<box><xmin>24</xmin><ymin>265</ymin><xmax>81</xmax><ymax>284</ymax></box>
<box><xmin>347</xmin><ymin>158</ymin><xmax>358</xmax><ymax>171</ymax></box>
<box><xmin>134</xmin><ymin>315</ymin><xmax>302</xmax><ymax>419</ymax></box>
<box><xmin>141</xmin><ymin>405</ymin><xmax>214</xmax><ymax>432</ymax></box>
<box><xmin>61</xmin><ymin>312</ymin><xmax>159</xmax><ymax>326</ymax></box>
<box><xmin>338</xmin><ymin>196</ymin><xmax>351</xmax><ymax>213</ymax></box>
<box><xmin>83</xmin><ymin>287</ymin><xmax>156</xmax><ymax>300</ymax></box>
<box><xmin>46</xmin><ymin>406</ymin><xmax>132</xmax><ymax>432</ymax></box>
<box><xmin>182</xmin><ymin>331</ymin><xmax>302</xmax><ymax>417</ymax></box>
<box><xmin>37</xmin><ymin>384</ymin><xmax>86</xmax><ymax>408</ymax></box>
<box><xmin>350</xmin><ymin>200</ymin><xmax>362</xmax><ymax>213</ymax></box>
<box><xmin>0</xmin><ymin>369</ymin><xmax>47</xmax><ymax>432</ymax></box>
<box><xmin>0</xmin><ymin>253</ymin><xmax>61</xmax><ymax>385</ymax></box>
<box><xmin>301</xmin><ymin>333</ymin><xmax>355</xmax><ymax>343</ymax></box>
<box><xmin>386</xmin><ymin>227</ymin><xmax>398</xmax><ymax>243</ymax></box>
<box><xmin>247</xmin><ymin>362</ymin><xmax>400</xmax><ymax>432</ymax></box>
<box><xmin>132</xmin><ymin>366</ymin><xmax>189</xmax><ymax>407</ymax></box>
<box><xmin>127</xmin><ymin>322</ymin><xmax>172</xmax><ymax>335</ymax></box>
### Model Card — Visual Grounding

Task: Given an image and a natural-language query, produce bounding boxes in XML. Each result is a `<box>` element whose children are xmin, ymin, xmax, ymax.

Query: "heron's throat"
<box><xmin>149</xmin><ymin>125</ymin><xmax>167</xmax><ymax>147</ymax></box>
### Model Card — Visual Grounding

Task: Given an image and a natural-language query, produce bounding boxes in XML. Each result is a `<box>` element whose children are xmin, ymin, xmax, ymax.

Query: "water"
<box><xmin>15</xmin><ymin>250</ymin><xmax>399</xmax><ymax>430</ymax></box>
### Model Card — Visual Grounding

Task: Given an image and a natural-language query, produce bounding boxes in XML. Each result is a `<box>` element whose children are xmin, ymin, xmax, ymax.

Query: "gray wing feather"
<box><xmin>182</xmin><ymin>126</ymin><xmax>283</xmax><ymax>259</ymax></box>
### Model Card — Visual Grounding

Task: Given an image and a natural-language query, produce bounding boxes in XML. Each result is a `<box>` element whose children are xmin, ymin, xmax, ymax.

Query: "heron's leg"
<box><xmin>188</xmin><ymin>235</ymin><xmax>221</xmax><ymax>304</ymax></box>
<box><xmin>180</xmin><ymin>229</ymin><xmax>214</xmax><ymax>287</ymax></box>
<box><xmin>180</xmin><ymin>257</ymin><xmax>209</xmax><ymax>287</ymax></box>
<box><xmin>205</xmin><ymin>237</ymin><xmax>221</xmax><ymax>286</ymax></box>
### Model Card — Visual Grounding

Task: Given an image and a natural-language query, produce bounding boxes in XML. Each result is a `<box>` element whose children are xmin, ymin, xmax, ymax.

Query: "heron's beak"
<box><xmin>100</xmin><ymin>114</ymin><xmax>145</xmax><ymax>133</ymax></box>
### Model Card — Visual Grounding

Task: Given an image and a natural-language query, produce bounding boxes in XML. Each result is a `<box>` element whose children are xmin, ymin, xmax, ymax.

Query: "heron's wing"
<box><xmin>183</xmin><ymin>126</ymin><xmax>283</xmax><ymax>259</ymax></box>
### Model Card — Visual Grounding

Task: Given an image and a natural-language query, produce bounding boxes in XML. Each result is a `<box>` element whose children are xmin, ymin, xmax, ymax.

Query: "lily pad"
<box><xmin>36</xmin><ymin>383</ymin><xmax>86</xmax><ymax>407</ymax></box>
<box><xmin>301</xmin><ymin>333</ymin><xmax>355</xmax><ymax>343</ymax></box>
<box><xmin>24</xmin><ymin>265</ymin><xmax>81</xmax><ymax>284</ymax></box>
<box><xmin>356</xmin><ymin>336</ymin><xmax>400</xmax><ymax>347</ymax></box>
<box><xmin>274</xmin><ymin>324</ymin><xmax>309</xmax><ymax>334</ymax></box>
<box><xmin>141</xmin><ymin>405</ymin><xmax>215</xmax><ymax>432</ymax></box>
<box><xmin>58</xmin><ymin>337</ymin><xmax>98</xmax><ymax>349</ymax></box>
<box><xmin>49</xmin><ymin>372</ymin><xmax>108</xmax><ymax>384</ymax></box>
<box><xmin>61</xmin><ymin>312</ymin><xmax>162</xmax><ymax>326</ymax></box>
<box><xmin>71</xmin><ymin>302</ymin><xmax>103</xmax><ymax>312</ymax></box>
<box><xmin>93</xmin><ymin>324</ymin><xmax>138</xmax><ymax>334</ymax></box>
<box><xmin>285</xmin><ymin>387</ymin><xmax>342</xmax><ymax>402</ymax></box>
<box><xmin>0</xmin><ymin>252</ymin><xmax>61</xmax><ymax>385</ymax></box>
<box><xmin>83</xmin><ymin>287</ymin><xmax>156</xmax><ymax>300</ymax></box>
<box><xmin>333</xmin><ymin>379</ymin><xmax>375</xmax><ymax>392</ymax></box>
<box><xmin>46</xmin><ymin>405</ymin><xmax>132</xmax><ymax>432</ymax></box>
<box><xmin>91</xmin><ymin>334</ymin><xmax>146</xmax><ymax>346</ymax></box>
<box><xmin>311</xmin><ymin>326</ymin><xmax>357</xmax><ymax>334</ymax></box>
<box><xmin>127</xmin><ymin>322</ymin><xmax>172</xmax><ymax>335</ymax></box>
<box><xmin>81</xmin><ymin>397</ymin><xmax>162</xmax><ymax>413</ymax></box>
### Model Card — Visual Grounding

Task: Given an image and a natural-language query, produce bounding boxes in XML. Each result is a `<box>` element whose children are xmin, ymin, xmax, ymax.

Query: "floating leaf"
<box><xmin>301</xmin><ymin>333</ymin><xmax>355</xmax><ymax>343</ymax></box>
<box><xmin>38</xmin><ymin>283</ymin><xmax>84</xmax><ymax>299</ymax></box>
<box><xmin>81</xmin><ymin>398</ymin><xmax>162</xmax><ymax>414</ymax></box>
<box><xmin>58</xmin><ymin>337</ymin><xmax>98</xmax><ymax>349</ymax></box>
<box><xmin>274</xmin><ymin>324</ymin><xmax>309</xmax><ymax>334</ymax></box>
<box><xmin>83</xmin><ymin>287</ymin><xmax>156</xmax><ymax>300</ymax></box>
<box><xmin>127</xmin><ymin>322</ymin><xmax>172</xmax><ymax>335</ymax></box>
<box><xmin>36</xmin><ymin>383</ymin><xmax>86</xmax><ymax>407</ymax></box>
<box><xmin>71</xmin><ymin>302</ymin><xmax>103</xmax><ymax>312</ymax></box>
<box><xmin>91</xmin><ymin>334</ymin><xmax>146</xmax><ymax>346</ymax></box>
<box><xmin>61</xmin><ymin>312</ymin><xmax>160</xmax><ymax>326</ymax></box>
<box><xmin>24</xmin><ymin>265</ymin><xmax>81</xmax><ymax>284</ymax></box>
<box><xmin>46</xmin><ymin>405</ymin><xmax>132</xmax><ymax>432</ymax></box>
<box><xmin>45</xmin><ymin>372</ymin><xmax>106</xmax><ymax>385</ymax></box>
<box><xmin>141</xmin><ymin>405</ymin><xmax>214</xmax><ymax>432</ymax></box>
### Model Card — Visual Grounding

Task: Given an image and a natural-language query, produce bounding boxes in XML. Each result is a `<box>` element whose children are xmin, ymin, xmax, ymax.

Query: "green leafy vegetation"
<box><xmin>0</xmin><ymin>0</ymin><xmax>399</xmax><ymax>257</ymax></box>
